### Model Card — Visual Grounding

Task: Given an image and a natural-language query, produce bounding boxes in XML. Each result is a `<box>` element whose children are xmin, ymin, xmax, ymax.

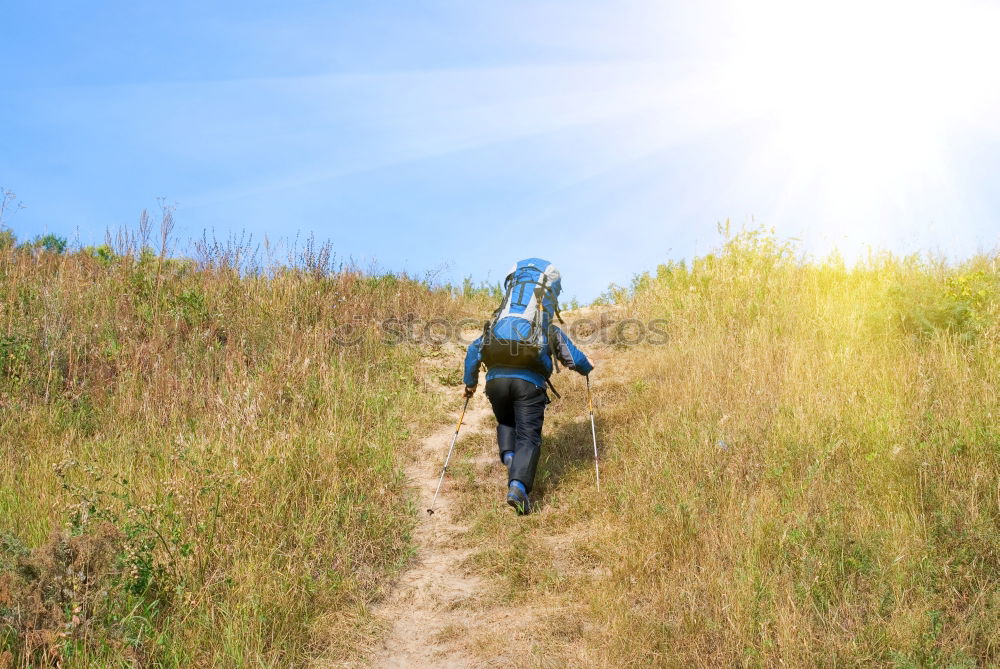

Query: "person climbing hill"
<box><xmin>463</xmin><ymin>258</ymin><xmax>593</xmax><ymax>514</ymax></box>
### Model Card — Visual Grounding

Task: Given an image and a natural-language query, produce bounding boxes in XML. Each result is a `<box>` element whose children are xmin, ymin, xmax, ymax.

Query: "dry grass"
<box><xmin>4</xmin><ymin>222</ymin><xmax>997</xmax><ymax>667</ymax></box>
<box><xmin>449</xmin><ymin>228</ymin><xmax>999</xmax><ymax>668</ymax></box>
<box><xmin>0</xmin><ymin>229</ymin><xmax>487</xmax><ymax>667</ymax></box>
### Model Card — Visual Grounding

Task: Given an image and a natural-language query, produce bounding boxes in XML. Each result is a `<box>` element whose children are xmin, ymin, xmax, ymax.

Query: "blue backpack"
<box><xmin>480</xmin><ymin>258</ymin><xmax>564</xmax><ymax>376</ymax></box>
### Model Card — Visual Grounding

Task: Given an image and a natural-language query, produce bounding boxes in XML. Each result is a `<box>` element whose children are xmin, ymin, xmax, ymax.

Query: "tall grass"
<box><xmin>0</xmin><ymin>226</ymin><xmax>483</xmax><ymax>667</ymax></box>
<box><xmin>454</xmin><ymin>227</ymin><xmax>999</xmax><ymax>667</ymax></box>
<box><xmin>4</xmin><ymin>219</ymin><xmax>997</xmax><ymax>667</ymax></box>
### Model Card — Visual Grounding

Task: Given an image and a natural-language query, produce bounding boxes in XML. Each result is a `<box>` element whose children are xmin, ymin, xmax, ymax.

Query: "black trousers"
<box><xmin>484</xmin><ymin>377</ymin><xmax>548</xmax><ymax>493</ymax></box>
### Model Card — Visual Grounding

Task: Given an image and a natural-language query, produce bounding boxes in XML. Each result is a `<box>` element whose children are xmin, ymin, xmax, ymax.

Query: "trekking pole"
<box><xmin>427</xmin><ymin>396</ymin><xmax>470</xmax><ymax>515</ymax></box>
<box><xmin>587</xmin><ymin>375</ymin><xmax>600</xmax><ymax>492</ymax></box>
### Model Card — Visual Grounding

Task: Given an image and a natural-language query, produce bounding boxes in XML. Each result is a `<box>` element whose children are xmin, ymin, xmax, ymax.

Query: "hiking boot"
<box><xmin>501</xmin><ymin>451</ymin><xmax>514</xmax><ymax>468</ymax></box>
<box><xmin>506</xmin><ymin>480</ymin><xmax>531</xmax><ymax>515</ymax></box>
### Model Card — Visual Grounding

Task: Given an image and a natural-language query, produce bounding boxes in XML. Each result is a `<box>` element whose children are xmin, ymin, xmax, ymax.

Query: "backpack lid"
<box><xmin>504</xmin><ymin>258</ymin><xmax>562</xmax><ymax>297</ymax></box>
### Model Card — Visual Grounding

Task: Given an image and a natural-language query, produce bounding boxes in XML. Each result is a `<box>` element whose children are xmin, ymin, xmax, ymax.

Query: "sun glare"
<box><xmin>716</xmin><ymin>0</ymin><xmax>1000</xmax><ymax>238</ymax></box>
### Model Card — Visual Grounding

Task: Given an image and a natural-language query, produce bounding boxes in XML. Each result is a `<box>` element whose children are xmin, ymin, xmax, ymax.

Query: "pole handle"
<box><xmin>454</xmin><ymin>399</ymin><xmax>467</xmax><ymax>433</ymax></box>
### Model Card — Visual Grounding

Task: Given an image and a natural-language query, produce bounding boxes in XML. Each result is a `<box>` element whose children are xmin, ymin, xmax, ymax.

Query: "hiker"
<box><xmin>463</xmin><ymin>258</ymin><xmax>593</xmax><ymax>514</ymax></box>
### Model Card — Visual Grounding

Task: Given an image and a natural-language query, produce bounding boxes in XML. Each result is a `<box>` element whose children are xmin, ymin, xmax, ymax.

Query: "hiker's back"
<box><xmin>460</xmin><ymin>258</ymin><xmax>594</xmax><ymax>515</ymax></box>
<box><xmin>480</xmin><ymin>258</ymin><xmax>562</xmax><ymax>375</ymax></box>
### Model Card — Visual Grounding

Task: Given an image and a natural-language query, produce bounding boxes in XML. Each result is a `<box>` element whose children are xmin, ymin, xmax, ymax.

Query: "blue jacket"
<box><xmin>464</xmin><ymin>325</ymin><xmax>594</xmax><ymax>390</ymax></box>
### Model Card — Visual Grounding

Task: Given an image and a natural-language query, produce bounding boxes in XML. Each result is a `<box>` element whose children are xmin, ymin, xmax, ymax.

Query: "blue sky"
<box><xmin>3</xmin><ymin>1</ymin><xmax>999</xmax><ymax>300</ymax></box>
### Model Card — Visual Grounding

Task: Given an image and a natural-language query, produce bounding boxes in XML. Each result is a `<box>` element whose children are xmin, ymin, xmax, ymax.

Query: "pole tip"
<box><xmin>426</xmin><ymin>508</ymin><xmax>434</xmax><ymax>515</ymax></box>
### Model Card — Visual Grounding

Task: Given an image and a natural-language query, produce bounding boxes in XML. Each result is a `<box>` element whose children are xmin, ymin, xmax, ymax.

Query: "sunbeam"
<box><xmin>710</xmin><ymin>0</ymin><xmax>1000</xmax><ymax>244</ymax></box>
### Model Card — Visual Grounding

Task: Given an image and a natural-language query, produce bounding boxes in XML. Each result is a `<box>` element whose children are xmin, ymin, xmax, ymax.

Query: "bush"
<box><xmin>892</xmin><ymin>268</ymin><xmax>996</xmax><ymax>341</ymax></box>
<box><xmin>33</xmin><ymin>234</ymin><xmax>68</xmax><ymax>254</ymax></box>
<box><xmin>0</xmin><ymin>335</ymin><xmax>31</xmax><ymax>384</ymax></box>
<box><xmin>0</xmin><ymin>228</ymin><xmax>15</xmax><ymax>251</ymax></box>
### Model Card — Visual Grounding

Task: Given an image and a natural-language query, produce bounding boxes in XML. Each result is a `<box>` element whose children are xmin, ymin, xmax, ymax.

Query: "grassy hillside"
<box><xmin>0</xmin><ymin>226</ymin><xmax>485</xmax><ymax>667</ymax></box>
<box><xmin>4</xmin><ymin>222</ymin><xmax>997</xmax><ymax>667</ymax></box>
<box><xmin>451</xmin><ymin>228</ymin><xmax>999</xmax><ymax>667</ymax></box>
<box><xmin>593</xmin><ymin>230</ymin><xmax>999</xmax><ymax>666</ymax></box>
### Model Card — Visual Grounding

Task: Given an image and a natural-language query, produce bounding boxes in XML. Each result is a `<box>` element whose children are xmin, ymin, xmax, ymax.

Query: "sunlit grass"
<box><xmin>453</xmin><ymin>227</ymin><xmax>999</xmax><ymax>667</ymax></box>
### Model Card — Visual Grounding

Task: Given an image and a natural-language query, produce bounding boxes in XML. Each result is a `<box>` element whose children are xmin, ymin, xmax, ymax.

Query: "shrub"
<box><xmin>892</xmin><ymin>268</ymin><xmax>997</xmax><ymax>341</ymax></box>
<box><xmin>0</xmin><ymin>228</ymin><xmax>14</xmax><ymax>251</ymax></box>
<box><xmin>33</xmin><ymin>234</ymin><xmax>68</xmax><ymax>254</ymax></box>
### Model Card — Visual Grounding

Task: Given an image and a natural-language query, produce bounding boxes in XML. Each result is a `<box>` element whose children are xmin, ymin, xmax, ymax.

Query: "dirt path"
<box><xmin>364</xmin><ymin>310</ymin><xmax>619</xmax><ymax>668</ymax></box>
<box><xmin>363</xmin><ymin>337</ymin><xmax>500</xmax><ymax>668</ymax></box>
<box><xmin>367</xmin><ymin>398</ymin><xmax>493</xmax><ymax>668</ymax></box>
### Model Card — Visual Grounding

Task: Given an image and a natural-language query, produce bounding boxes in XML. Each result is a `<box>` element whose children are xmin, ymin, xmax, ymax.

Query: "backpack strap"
<box><xmin>552</xmin><ymin>298</ymin><xmax>564</xmax><ymax>323</ymax></box>
<box><xmin>547</xmin><ymin>324</ymin><xmax>561</xmax><ymax>374</ymax></box>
